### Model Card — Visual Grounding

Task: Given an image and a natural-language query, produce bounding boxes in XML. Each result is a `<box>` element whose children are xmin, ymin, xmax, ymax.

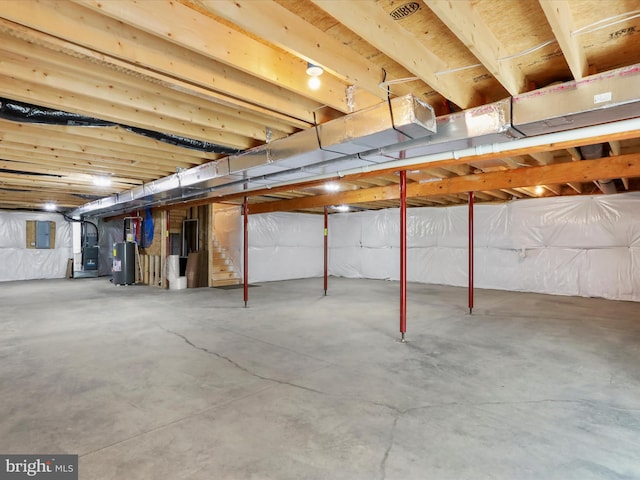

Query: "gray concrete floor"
<box><xmin>1</xmin><ymin>277</ymin><xmax>639</xmax><ymax>479</ymax></box>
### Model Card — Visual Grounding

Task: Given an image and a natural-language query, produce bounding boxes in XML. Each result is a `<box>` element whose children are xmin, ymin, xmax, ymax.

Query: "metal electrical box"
<box><xmin>35</xmin><ymin>221</ymin><xmax>52</xmax><ymax>249</ymax></box>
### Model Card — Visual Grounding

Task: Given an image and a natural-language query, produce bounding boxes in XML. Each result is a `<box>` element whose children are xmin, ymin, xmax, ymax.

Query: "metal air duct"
<box><xmin>512</xmin><ymin>64</ymin><xmax>640</xmax><ymax>136</ymax></box>
<box><xmin>70</xmin><ymin>94</ymin><xmax>436</xmax><ymax>218</ymax></box>
<box><xmin>360</xmin><ymin>98</ymin><xmax>522</xmax><ymax>164</ymax></box>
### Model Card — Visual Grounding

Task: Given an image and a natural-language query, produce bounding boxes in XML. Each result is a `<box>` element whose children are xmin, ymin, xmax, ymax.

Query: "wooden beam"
<box><xmin>0</xmin><ymin>37</ymin><xmax>269</xmax><ymax>145</ymax></box>
<box><xmin>426</xmin><ymin>0</ymin><xmax>526</xmax><ymax>95</ymax></box>
<box><xmin>0</xmin><ymin>145</ymin><xmax>182</xmax><ymax>180</ymax></box>
<box><xmin>250</xmin><ymin>184</ymin><xmax>400</xmax><ymax>214</ymax></box>
<box><xmin>75</xmin><ymin>0</ymin><xmax>365</xmax><ymax>113</ymax></box>
<box><xmin>311</xmin><ymin>0</ymin><xmax>483</xmax><ymax>108</ymax></box>
<box><xmin>566</xmin><ymin>147</ymin><xmax>582</xmax><ymax>161</ymax></box>
<box><xmin>543</xmin><ymin>184</ymin><xmax>562</xmax><ymax>195</ymax></box>
<box><xmin>528</xmin><ymin>151</ymin><xmax>554</xmax><ymax>165</ymax></box>
<box><xmin>248</xmin><ymin>154</ymin><xmax>640</xmax><ymax>213</ymax></box>
<box><xmin>181</xmin><ymin>126</ymin><xmax>640</xmax><ymax>208</ymax></box>
<box><xmin>0</xmin><ymin>132</ymin><xmax>198</xmax><ymax>173</ymax></box>
<box><xmin>485</xmin><ymin>189</ymin><xmax>512</xmax><ymax>200</ymax></box>
<box><xmin>0</xmin><ymin>5</ymin><xmax>320</xmax><ymax>126</ymax></box>
<box><xmin>567</xmin><ymin>182</ymin><xmax>583</xmax><ymax>193</ymax></box>
<box><xmin>539</xmin><ymin>0</ymin><xmax>589</xmax><ymax>80</ymax></box>
<box><xmin>0</xmin><ymin>71</ymin><xmax>254</xmax><ymax>149</ymax></box>
<box><xmin>0</xmin><ymin>121</ymin><xmax>207</xmax><ymax>168</ymax></box>
<box><xmin>622</xmin><ymin>178</ymin><xmax>630</xmax><ymax>190</ymax></box>
<box><xmin>0</xmin><ymin>120</ymin><xmax>219</xmax><ymax>162</ymax></box>
<box><xmin>0</xmin><ymin>159</ymin><xmax>141</xmax><ymax>187</ymax></box>
<box><xmin>609</xmin><ymin>141</ymin><xmax>622</xmax><ymax>156</ymax></box>
<box><xmin>199</xmin><ymin>0</ymin><xmax>393</xmax><ymax>104</ymax></box>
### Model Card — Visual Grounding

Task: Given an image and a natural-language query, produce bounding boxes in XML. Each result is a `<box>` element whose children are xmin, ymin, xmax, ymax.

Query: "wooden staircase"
<box><xmin>211</xmin><ymin>240</ymin><xmax>241</xmax><ymax>287</ymax></box>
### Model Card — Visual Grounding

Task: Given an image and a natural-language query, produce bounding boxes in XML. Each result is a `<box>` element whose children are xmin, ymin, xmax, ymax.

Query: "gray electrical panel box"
<box><xmin>35</xmin><ymin>221</ymin><xmax>51</xmax><ymax>249</ymax></box>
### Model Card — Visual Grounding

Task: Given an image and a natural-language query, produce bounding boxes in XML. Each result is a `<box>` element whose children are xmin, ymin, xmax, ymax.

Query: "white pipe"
<box><xmin>73</xmin><ymin>115</ymin><xmax>640</xmax><ymax>217</ymax></box>
<box><xmin>254</xmin><ymin>116</ymin><xmax>640</xmax><ymax>192</ymax></box>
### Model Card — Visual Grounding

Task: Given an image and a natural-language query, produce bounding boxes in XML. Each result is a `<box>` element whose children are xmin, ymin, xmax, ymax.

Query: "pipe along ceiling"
<box><xmin>7</xmin><ymin>63</ymin><xmax>640</xmax><ymax>218</ymax></box>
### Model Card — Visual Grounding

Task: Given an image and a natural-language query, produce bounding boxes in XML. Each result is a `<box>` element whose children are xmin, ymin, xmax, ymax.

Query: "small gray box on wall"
<box><xmin>35</xmin><ymin>221</ymin><xmax>51</xmax><ymax>249</ymax></box>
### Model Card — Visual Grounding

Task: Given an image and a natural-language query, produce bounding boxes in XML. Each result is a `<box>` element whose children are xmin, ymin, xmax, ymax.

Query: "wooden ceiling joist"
<box><xmin>199</xmin><ymin>0</ymin><xmax>395</xmax><ymax>103</ymax></box>
<box><xmin>310</xmin><ymin>0</ymin><xmax>484</xmax><ymax>108</ymax></box>
<box><xmin>0</xmin><ymin>7</ymin><xmax>320</xmax><ymax>128</ymax></box>
<box><xmin>539</xmin><ymin>0</ymin><xmax>589</xmax><ymax>80</ymax></box>
<box><xmin>426</xmin><ymin>0</ymin><xmax>526</xmax><ymax>95</ymax></box>
<box><xmin>1</xmin><ymin>0</ymin><xmax>640</xmax><ymax>212</ymax></box>
<box><xmin>74</xmin><ymin>0</ymin><xmax>364</xmax><ymax>114</ymax></box>
<box><xmin>248</xmin><ymin>154</ymin><xmax>640</xmax><ymax>214</ymax></box>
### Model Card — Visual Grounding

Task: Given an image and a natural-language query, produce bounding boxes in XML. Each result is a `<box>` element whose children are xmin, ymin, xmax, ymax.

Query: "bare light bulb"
<box><xmin>308</xmin><ymin>75</ymin><xmax>321</xmax><ymax>90</ymax></box>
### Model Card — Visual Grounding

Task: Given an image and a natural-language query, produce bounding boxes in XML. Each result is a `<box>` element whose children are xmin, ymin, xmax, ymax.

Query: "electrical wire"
<box><xmin>572</xmin><ymin>10</ymin><xmax>640</xmax><ymax>37</ymax></box>
<box><xmin>378</xmin><ymin>76</ymin><xmax>420</xmax><ymax>90</ymax></box>
<box><xmin>435</xmin><ymin>63</ymin><xmax>482</xmax><ymax>77</ymax></box>
<box><xmin>497</xmin><ymin>39</ymin><xmax>558</xmax><ymax>62</ymax></box>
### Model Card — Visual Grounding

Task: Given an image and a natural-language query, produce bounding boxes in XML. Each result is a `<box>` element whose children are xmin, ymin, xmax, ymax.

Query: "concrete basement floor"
<box><xmin>1</xmin><ymin>277</ymin><xmax>639</xmax><ymax>479</ymax></box>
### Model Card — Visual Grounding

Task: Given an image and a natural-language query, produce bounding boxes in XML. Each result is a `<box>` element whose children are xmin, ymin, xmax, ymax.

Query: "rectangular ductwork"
<box><xmin>360</xmin><ymin>98</ymin><xmax>521</xmax><ymax>163</ymax></box>
<box><xmin>512</xmin><ymin>64</ymin><xmax>640</xmax><ymax>136</ymax></box>
<box><xmin>70</xmin><ymin>94</ymin><xmax>436</xmax><ymax>217</ymax></box>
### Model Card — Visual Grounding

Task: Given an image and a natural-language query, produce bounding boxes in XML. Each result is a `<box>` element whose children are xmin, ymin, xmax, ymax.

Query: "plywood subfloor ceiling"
<box><xmin>0</xmin><ymin>0</ymin><xmax>639</xmax><ymax>213</ymax></box>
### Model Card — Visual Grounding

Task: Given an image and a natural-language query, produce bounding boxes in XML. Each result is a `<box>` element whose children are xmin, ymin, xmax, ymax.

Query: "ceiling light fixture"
<box><xmin>306</xmin><ymin>62</ymin><xmax>323</xmax><ymax>90</ymax></box>
<box><xmin>93</xmin><ymin>175</ymin><xmax>112</xmax><ymax>187</ymax></box>
<box><xmin>334</xmin><ymin>205</ymin><xmax>350</xmax><ymax>212</ymax></box>
<box><xmin>324</xmin><ymin>182</ymin><xmax>340</xmax><ymax>192</ymax></box>
<box><xmin>44</xmin><ymin>202</ymin><xmax>57</xmax><ymax>211</ymax></box>
<box><xmin>534</xmin><ymin>185</ymin><xmax>545</xmax><ymax>195</ymax></box>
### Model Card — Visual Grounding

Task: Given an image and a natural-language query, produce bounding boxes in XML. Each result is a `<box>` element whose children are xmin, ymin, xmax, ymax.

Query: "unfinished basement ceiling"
<box><xmin>0</xmin><ymin>0</ymin><xmax>640</xmax><ymax>213</ymax></box>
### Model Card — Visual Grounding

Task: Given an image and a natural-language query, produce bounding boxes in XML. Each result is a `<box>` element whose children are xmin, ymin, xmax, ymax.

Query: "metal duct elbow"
<box><xmin>579</xmin><ymin>144</ymin><xmax>617</xmax><ymax>194</ymax></box>
<box><xmin>595</xmin><ymin>179</ymin><xmax>617</xmax><ymax>194</ymax></box>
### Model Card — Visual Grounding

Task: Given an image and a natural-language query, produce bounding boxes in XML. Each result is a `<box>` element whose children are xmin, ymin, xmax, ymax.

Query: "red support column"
<box><xmin>468</xmin><ymin>191</ymin><xmax>474</xmax><ymax>314</ymax></box>
<box><xmin>243</xmin><ymin>196</ymin><xmax>249</xmax><ymax>308</ymax></box>
<box><xmin>324</xmin><ymin>205</ymin><xmax>328</xmax><ymax>295</ymax></box>
<box><xmin>400</xmin><ymin>170</ymin><xmax>407</xmax><ymax>342</ymax></box>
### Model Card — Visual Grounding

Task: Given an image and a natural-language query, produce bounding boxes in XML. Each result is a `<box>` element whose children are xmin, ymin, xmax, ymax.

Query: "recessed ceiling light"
<box><xmin>44</xmin><ymin>202</ymin><xmax>57</xmax><ymax>211</ymax></box>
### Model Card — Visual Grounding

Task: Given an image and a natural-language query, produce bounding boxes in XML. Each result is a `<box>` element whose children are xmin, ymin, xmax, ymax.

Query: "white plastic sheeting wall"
<box><xmin>0</xmin><ymin>210</ymin><xmax>72</xmax><ymax>282</ymax></box>
<box><xmin>249</xmin><ymin>212</ymin><xmax>323</xmax><ymax>282</ymax></box>
<box><xmin>249</xmin><ymin>193</ymin><xmax>640</xmax><ymax>302</ymax></box>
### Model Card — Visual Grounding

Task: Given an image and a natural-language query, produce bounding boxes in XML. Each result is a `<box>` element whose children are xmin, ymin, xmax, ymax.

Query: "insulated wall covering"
<box><xmin>248</xmin><ymin>193</ymin><xmax>640</xmax><ymax>301</ymax></box>
<box><xmin>248</xmin><ymin>212</ymin><xmax>323</xmax><ymax>282</ymax></box>
<box><xmin>0</xmin><ymin>211</ymin><xmax>72</xmax><ymax>282</ymax></box>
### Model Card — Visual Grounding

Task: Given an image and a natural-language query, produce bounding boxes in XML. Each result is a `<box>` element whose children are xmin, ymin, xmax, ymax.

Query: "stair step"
<box><xmin>211</xmin><ymin>264</ymin><xmax>235</xmax><ymax>273</ymax></box>
<box><xmin>212</xmin><ymin>258</ymin><xmax>232</xmax><ymax>266</ymax></box>
<box><xmin>212</xmin><ymin>271</ymin><xmax>239</xmax><ymax>280</ymax></box>
<box><xmin>212</xmin><ymin>278</ymin><xmax>241</xmax><ymax>287</ymax></box>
